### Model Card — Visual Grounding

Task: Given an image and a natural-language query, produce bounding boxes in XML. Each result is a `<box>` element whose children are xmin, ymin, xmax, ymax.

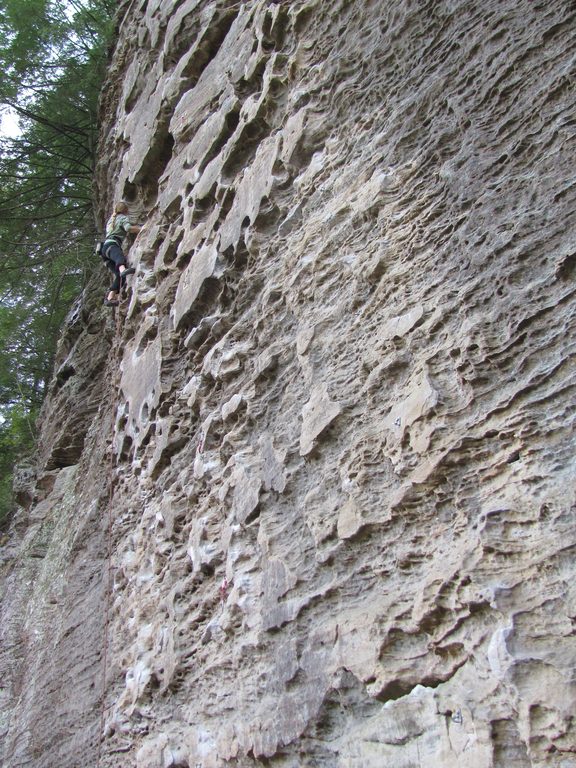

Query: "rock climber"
<box><xmin>101</xmin><ymin>201</ymin><xmax>141</xmax><ymax>307</ymax></box>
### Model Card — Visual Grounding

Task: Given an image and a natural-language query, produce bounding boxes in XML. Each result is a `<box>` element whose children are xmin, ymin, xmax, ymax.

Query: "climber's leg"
<box><xmin>102</xmin><ymin>242</ymin><xmax>135</xmax><ymax>306</ymax></box>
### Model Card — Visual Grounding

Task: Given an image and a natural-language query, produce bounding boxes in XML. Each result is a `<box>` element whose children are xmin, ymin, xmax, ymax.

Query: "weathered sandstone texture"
<box><xmin>2</xmin><ymin>1</ymin><xmax>576</xmax><ymax>766</ymax></box>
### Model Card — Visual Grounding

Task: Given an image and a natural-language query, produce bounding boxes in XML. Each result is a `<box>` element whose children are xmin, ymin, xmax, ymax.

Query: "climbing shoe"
<box><xmin>104</xmin><ymin>298</ymin><xmax>119</xmax><ymax>307</ymax></box>
<box><xmin>122</xmin><ymin>267</ymin><xmax>136</xmax><ymax>277</ymax></box>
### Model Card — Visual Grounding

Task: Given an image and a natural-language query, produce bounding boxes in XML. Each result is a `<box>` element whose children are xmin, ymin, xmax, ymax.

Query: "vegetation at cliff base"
<box><xmin>0</xmin><ymin>0</ymin><xmax>115</xmax><ymax>527</ymax></box>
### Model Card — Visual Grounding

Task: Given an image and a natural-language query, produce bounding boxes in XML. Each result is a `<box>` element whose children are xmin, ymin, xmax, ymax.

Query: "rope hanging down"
<box><xmin>96</xmin><ymin>305</ymin><xmax>124</xmax><ymax>768</ymax></box>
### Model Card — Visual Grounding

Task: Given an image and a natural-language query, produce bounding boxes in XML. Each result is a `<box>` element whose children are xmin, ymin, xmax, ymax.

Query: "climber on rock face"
<box><xmin>102</xmin><ymin>200</ymin><xmax>141</xmax><ymax>307</ymax></box>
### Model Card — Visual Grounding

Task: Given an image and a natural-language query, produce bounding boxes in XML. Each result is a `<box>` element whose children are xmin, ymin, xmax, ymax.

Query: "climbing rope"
<box><xmin>96</xmin><ymin>303</ymin><xmax>124</xmax><ymax>768</ymax></box>
<box><xmin>96</xmin><ymin>457</ymin><xmax>115</xmax><ymax>768</ymax></box>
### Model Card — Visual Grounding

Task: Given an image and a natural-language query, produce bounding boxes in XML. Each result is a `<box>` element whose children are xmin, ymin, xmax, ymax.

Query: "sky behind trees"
<box><xmin>0</xmin><ymin>109</ymin><xmax>19</xmax><ymax>137</ymax></box>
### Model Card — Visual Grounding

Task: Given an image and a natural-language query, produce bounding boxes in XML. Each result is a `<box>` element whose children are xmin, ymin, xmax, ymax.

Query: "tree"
<box><xmin>0</xmin><ymin>0</ymin><xmax>114</xmax><ymax>527</ymax></box>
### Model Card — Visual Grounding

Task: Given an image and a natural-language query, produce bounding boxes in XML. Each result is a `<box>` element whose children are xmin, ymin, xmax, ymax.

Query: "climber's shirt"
<box><xmin>104</xmin><ymin>213</ymin><xmax>131</xmax><ymax>246</ymax></box>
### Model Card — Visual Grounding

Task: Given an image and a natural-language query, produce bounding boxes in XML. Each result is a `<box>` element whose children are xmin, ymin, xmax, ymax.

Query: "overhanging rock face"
<box><xmin>2</xmin><ymin>1</ymin><xmax>576</xmax><ymax>766</ymax></box>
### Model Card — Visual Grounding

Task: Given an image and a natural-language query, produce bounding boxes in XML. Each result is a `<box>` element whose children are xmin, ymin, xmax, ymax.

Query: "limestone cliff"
<box><xmin>1</xmin><ymin>1</ymin><xmax>576</xmax><ymax>766</ymax></box>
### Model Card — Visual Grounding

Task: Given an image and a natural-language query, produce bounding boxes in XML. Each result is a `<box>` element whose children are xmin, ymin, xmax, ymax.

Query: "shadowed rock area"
<box><xmin>1</xmin><ymin>1</ymin><xmax>576</xmax><ymax>766</ymax></box>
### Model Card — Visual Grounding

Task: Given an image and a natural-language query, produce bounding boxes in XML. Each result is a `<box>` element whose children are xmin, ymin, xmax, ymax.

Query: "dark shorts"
<box><xmin>102</xmin><ymin>241</ymin><xmax>126</xmax><ymax>292</ymax></box>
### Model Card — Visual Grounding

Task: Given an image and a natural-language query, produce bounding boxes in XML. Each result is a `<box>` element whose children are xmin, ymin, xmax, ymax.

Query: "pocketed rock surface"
<box><xmin>1</xmin><ymin>1</ymin><xmax>576</xmax><ymax>766</ymax></box>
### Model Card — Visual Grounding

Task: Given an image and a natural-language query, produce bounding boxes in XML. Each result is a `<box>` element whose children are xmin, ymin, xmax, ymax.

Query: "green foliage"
<box><xmin>0</xmin><ymin>406</ymin><xmax>36</xmax><ymax>529</ymax></box>
<box><xmin>0</xmin><ymin>0</ymin><xmax>115</xmax><ymax>526</ymax></box>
